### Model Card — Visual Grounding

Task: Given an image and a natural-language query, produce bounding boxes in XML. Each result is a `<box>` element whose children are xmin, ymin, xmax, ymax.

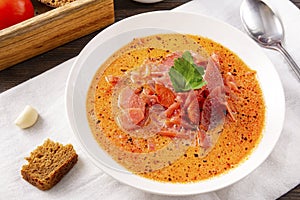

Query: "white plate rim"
<box><xmin>65</xmin><ymin>10</ymin><xmax>285</xmax><ymax>196</ymax></box>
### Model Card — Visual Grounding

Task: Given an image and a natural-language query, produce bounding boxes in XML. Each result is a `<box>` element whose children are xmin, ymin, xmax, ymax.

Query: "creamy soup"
<box><xmin>86</xmin><ymin>34</ymin><xmax>265</xmax><ymax>182</ymax></box>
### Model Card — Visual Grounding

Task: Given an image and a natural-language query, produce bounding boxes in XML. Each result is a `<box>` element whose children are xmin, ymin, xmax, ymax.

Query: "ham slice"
<box><xmin>201</xmin><ymin>86</ymin><xmax>226</xmax><ymax>131</ymax></box>
<box><xmin>118</xmin><ymin>87</ymin><xmax>145</xmax><ymax>112</ymax></box>
<box><xmin>117</xmin><ymin>111</ymin><xmax>139</xmax><ymax>131</ymax></box>
<box><xmin>117</xmin><ymin>87</ymin><xmax>147</xmax><ymax>130</ymax></box>
<box><xmin>187</xmin><ymin>98</ymin><xmax>200</xmax><ymax>125</ymax></box>
<box><xmin>161</xmin><ymin>52</ymin><xmax>181</xmax><ymax>67</ymax></box>
<box><xmin>205</xmin><ymin>56</ymin><xmax>224</xmax><ymax>91</ymax></box>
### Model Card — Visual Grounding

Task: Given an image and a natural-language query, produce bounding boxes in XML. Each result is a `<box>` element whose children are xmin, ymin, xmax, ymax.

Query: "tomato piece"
<box><xmin>155</xmin><ymin>83</ymin><xmax>176</xmax><ymax>108</ymax></box>
<box><xmin>165</xmin><ymin>102</ymin><xmax>180</xmax><ymax>118</ymax></box>
<box><xmin>0</xmin><ymin>0</ymin><xmax>34</xmax><ymax>30</ymax></box>
<box><xmin>128</xmin><ymin>108</ymin><xmax>145</xmax><ymax>125</ymax></box>
<box><xmin>129</xmin><ymin>92</ymin><xmax>146</xmax><ymax>112</ymax></box>
<box><xmin>158</xmin><ymin>130</ymin><xmax>190</xmax><ymax>139</ymax></box>
<box><xmin>158</xmin><ymin>131</ymin><xmax>177</xmax><ymax>138</ymax></box>
<box><xmin>165</xmin><ymin>115</ymin><xmax>181</xmax><ymax>128</ymax></box>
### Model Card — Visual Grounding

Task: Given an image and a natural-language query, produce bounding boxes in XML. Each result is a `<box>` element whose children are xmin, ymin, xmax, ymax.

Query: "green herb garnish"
<box><xmin>168</xmin><ymin>51</ymin><xmax>207</xmax><ymax>92</ymax></box>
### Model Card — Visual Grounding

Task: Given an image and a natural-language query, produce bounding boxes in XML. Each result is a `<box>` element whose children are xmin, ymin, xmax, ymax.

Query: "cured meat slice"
<box><xmin>118</xmin><ymin>87</ymin><xmax>146</xmax><ymax>111</ymax></box>
<box><xmin>187</xmin><ymin>98</ymin><xmax>200</xmax><ymax>125</ymax></box>
<box><xmin>161</xmin><ymin>52</ymin><xmax>181</xmax><ymax>67</ymax></box>
<box><xmin>205</xmin><ymin>56</ymin><xmax>224</xmax><ymax>91</ymax></box>
<box><xmin>117</xmin><ymin>87</ymin><xmax>147</xmax><ymax>130</ymax></box>
<box><xmin>117</xmin><ymin>111</ymin><xmax>139</xmax><ymax>131</ymax></box>
<box><xmin>201</xmin><ymin>86</ymin><xmax>226</xmax><ymax>131</ymax></box>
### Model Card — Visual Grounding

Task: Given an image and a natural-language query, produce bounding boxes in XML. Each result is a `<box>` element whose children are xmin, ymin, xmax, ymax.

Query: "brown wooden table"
<box><xmin>0</xmin><ymin>0</ymin><xmax>299</xmax><ymax>199</ymax></box>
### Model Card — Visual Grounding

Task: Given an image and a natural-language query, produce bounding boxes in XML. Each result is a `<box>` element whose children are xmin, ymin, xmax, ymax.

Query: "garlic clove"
<box><xmin>14</xmin><ymin>105</ymin><xmax>39</xmax><ymax>129</ymax></box>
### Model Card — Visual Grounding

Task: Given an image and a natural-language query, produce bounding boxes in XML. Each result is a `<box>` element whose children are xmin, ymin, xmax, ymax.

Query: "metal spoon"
<box><xmin>240</xmin><ymin>0</ymin><xmax>300</xmax><ymax>80</ymax></box>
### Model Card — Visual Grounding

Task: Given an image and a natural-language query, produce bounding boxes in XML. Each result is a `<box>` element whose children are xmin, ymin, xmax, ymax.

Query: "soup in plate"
<box><xmin>86</xmin><ymin>34</ymin><xmax>265</xmax><ymax>183</ymax></box>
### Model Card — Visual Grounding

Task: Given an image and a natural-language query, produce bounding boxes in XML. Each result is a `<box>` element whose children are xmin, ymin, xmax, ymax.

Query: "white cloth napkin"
<box><xmin>1</xmin><ymin>0</ymin><xmax>299</xmax><ymax>199</ymax></box>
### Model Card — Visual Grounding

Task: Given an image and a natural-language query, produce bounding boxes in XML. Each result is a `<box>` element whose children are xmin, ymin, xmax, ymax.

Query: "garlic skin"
<box><xmin>14</xmin><ymin>105</ymin><xmax>39</xmax><ymax>129</ymax></box>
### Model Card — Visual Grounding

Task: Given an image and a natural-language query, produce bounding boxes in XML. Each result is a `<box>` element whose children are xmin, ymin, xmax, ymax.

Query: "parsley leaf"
<box><xmin>168</xmin><ymin>51</ymin><xmax>207</xmax><ymax>92</ymax></box>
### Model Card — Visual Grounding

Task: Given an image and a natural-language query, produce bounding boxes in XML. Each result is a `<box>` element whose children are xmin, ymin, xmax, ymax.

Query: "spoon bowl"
<box><xmin>240</xmin><ymin>0</ymin><xmax>283</xmax><ymax>46</ymax></box>
<box><xmin>240</xmin><ymin>0</ymin><xmax>300</xmax><ymax>79</ymax></box>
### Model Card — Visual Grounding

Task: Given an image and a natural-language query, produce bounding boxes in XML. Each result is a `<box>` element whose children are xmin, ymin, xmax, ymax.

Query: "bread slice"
<box><xmin>21</xmin><ymin>139</ymin><xmax>78</xmax><ymax>190</ymax></box>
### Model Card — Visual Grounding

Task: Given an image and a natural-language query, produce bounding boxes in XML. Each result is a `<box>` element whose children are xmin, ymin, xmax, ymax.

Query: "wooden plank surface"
<box><xmin>0</xmin><ymin>0</ymin><xmax>299</xmax><ymax>199</ymax></box>
<box><xmin>0</xmin><ymin>0</ymin><xmax>114</xmax><ymax>70</ymax></box>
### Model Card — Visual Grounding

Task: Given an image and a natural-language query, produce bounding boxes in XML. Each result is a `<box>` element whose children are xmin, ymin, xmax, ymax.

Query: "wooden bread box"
<box><xmin>0</xmin><ymin>0</ymin><xmax>115</xmax><ymax>71</ymax></box>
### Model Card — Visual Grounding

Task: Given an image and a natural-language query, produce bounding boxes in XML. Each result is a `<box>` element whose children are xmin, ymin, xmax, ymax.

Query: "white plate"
<box><xmin>66</xmin><ymin>11</ymin><xmax>285</xmax><ymax>195</ymax></box>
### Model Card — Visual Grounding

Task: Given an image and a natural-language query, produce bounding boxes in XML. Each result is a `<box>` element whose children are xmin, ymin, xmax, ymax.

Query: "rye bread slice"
<box><xmin>21</xmin><ymin>139</ymin><xmax>78</xmax><ymax>190</ymax></box>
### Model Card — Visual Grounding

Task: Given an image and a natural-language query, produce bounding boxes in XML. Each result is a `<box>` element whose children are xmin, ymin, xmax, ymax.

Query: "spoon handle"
<box><xmin>274</xmin><ymin>42</ymin><xmax>300</xmax><ymax>80</ymax></box>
